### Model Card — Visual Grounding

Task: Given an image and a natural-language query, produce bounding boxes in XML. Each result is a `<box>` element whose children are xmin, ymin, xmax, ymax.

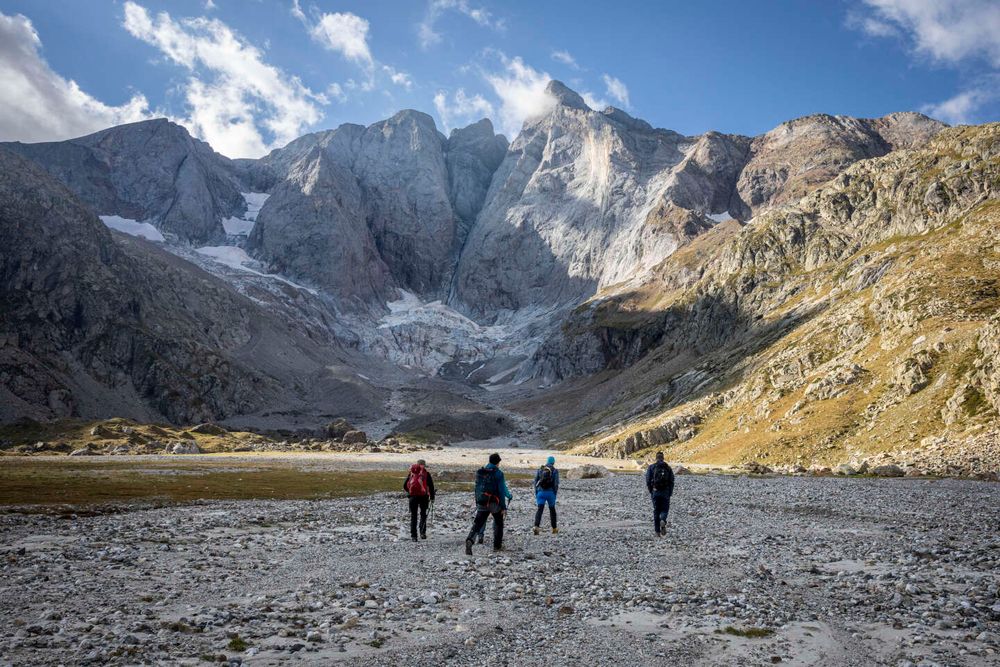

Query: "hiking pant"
<box><xmin>534</xmin><ymin>489</ymin><xmax>557</xmax><ymax>528</ymax></box>
<box><xmin>652</xmin><ymin>494</ymin><xmax>671</xmax><ymax>534</ymax></box>
<box><xmin>409</xmin><ymin>495</ymin><xmax>429</xmax><ymax>539</ymax></box>
<box><xmin>467</xmin><ymin>509</ymin><xmax>504</xmax><ymax>550</ymax></box>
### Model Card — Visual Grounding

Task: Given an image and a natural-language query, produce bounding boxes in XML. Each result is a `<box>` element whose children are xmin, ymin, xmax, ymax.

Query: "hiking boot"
<box><xmin>533</xmin><ymin>526</ymin><xmax>539</xmax><ymax>536</ymax></box>
<box><xmin>476</xmin><ymin>534</ymin><xmax>484</xmax><ymax>545</ymax></box>
<box><xmin>552</xmin><ymin>527</ymin><xmax>558</xmax><ymax>534</ymax></box>
<box><xmin>660</xmin><ymin>527</ymin><xmax>667</xmax><ymax>537</ymax></box>
<box><xmin>412</xmin><ymin>536</ymin><xmax>418</xmax><ymax>542</ymax></box>
<box><xmin>464</xmin><ymin>539</ymin><xmax>473</xmax><ymax>555</ymax></box>
<box><xmin>420</xmin><ymin>533</ymin><xmax>427</xmax><ymax>540</ymax></box>
<box><xmin>493</xmin><ymin>545</ymin><xmax>503</xmax><ymax>552</ymax></box>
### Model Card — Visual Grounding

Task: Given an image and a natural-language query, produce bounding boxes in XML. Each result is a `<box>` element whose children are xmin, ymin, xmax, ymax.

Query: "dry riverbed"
<box><xmin>0</xmin><ymin>459</ymin><xmax>997</xmax><ymax>666</ymax></box>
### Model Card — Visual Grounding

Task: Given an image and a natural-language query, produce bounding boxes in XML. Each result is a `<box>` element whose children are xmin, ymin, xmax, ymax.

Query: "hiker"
<box><xmin>465</xmin><ymin>452</ymin><xmax>512</xmax><ymax>554</ymax></box>
<box><xmin>533</xmin><ymin>455</ymin><xmax>559</xmax><ymax>535</ymax></box>
<box><xmin>645</xmin><ymin>452</ymin><xmax>675</xmax><ymax>537</ymax></box>
<box><xmin>403</xmin><ymin>459</ymin><xmax>435</xmax><ymax>542</ymax></box>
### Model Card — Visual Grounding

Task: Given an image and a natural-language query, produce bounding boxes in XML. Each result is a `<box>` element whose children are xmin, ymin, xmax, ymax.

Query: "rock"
<box><xmin>674</xmin><ymin>465</ymin><xmax>691</xmax><ymax>475</ymax></box>
<box><xmin>565</xmin><ymin>465</ymin><xmax>609</xmax><ymax>480</ymax></box>
<box><xmin>165</xmin><ymin>441</ymin><xmax>201</xmax><ymax>455</ymax></box>
<box><xmin>342</xmin><ymin>431</ymin><xmax>368</xmax><ymax>445</ymax></box>
<box><xmin>834</xmin><ymin>464</ymin><xmax>856</xmax><ymax>475</ymax></box>
<box><xmin>872</xmin><ymin>464</ymin><xmax>904</xmax><ymax>478</ymax></box>
<box><xmin>740</xmin><ymin>462</ymin><xmax>772</xmax><ymax>475</ymax></box>
<box><xmin>325</xmin><ymin>419</ymin><xmax>355</xmax><ymax>440</ymax></box>
<box><xmin>305</xmin><ymin>631</ymin><xmax>322</xmax><ymax>643</ymax></box>
<box><xmin>189</xmin><ymin>423</ymin><xmax>227</xmax><ymax>436</ymax></box>
<box><xmin>69</xmin><ymin>447</ymin><xmax>96</xmax><ymax>457</ymax></box>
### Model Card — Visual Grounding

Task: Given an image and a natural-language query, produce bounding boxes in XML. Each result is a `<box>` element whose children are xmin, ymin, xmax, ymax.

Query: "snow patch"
<box><xmin>707</xmin><ymin>211</ymin><xmax>733</xmax><ymax>223</ymax></box>
<box><xmin>99</xmin><ymin>215</ymin><xmax>165</xmax><ymax>242</ymax></box>
<box><xmin>194</xmin><ymin>245</ymin><xmax>317</xmax><ymax>294</ymax></box>
<box><xmin>222</xmin><ymin>192</ymin><xmax>270</xmax><ymax>236</ymax></box>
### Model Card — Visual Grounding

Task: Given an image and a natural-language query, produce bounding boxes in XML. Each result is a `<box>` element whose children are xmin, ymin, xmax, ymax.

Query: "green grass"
<box><xmin>226</xmin><ymin>636</ymin><xmax>248</xmax><ymax>652</ymax></box>
<box><xmin>717</xmin><ymin>626</ymin><xmax>775</xmax><ymax>638</ymax></box>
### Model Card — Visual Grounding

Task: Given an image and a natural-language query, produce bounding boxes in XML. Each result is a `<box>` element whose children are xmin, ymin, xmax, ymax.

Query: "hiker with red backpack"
<box><xmin>645</xmin><ymin>451</ymin><xmax>675</xmax><ymax>537</ymax></box>
<box><xmin>403</xmin><ymin>459</ymin><xmax>436</xmax><ymax>542</ymax></box>
<box><xmin>533</xmin><ymin>455</ymin><xmax>559</xmax><ymax>535</ymax></box>
<box><xmin>465</xmin><ymin>452</ymin><xmax>512</xmax><ymax>554</ymax></box>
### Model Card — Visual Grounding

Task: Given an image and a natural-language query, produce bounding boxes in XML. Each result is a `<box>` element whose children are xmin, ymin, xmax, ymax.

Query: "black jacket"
<box><xmin>403</xmin><ymin>468</ymin><xmax>436</xmax><ymax>501</ymax></box>
<box><xmin>646</xmin><ymin>462</ymin><xmax>675</xmax><ymax>497</ymax></box>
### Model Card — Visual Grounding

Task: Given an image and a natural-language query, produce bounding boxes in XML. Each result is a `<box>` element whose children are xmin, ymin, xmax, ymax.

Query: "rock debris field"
<box><xmin>1</xmin><ymin>473</ymin><xmax>998</xmax><ymax>666</ymax></box>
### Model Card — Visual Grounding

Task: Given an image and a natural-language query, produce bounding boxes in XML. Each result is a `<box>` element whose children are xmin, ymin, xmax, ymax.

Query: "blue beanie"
<box><xmin>546</xmin><ymin>456</ymin><xmax>555</xmax><ymax>466</ymax></box>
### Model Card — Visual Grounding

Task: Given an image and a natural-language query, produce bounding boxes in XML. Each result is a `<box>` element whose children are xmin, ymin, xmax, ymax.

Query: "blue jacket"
<box><xmin>485</xmin><ymin>463</ymin><xmax>512</xmax><ymax>509</ymax></box>
<box><xmin>646</xmin><ymin>462</ymin><xmax>675</xmax><ymax>497</ymax></box>
<box><xmin>534</xmin><ymin>465</ymin><xmax>559</xmax><ymax>494</ymax></box>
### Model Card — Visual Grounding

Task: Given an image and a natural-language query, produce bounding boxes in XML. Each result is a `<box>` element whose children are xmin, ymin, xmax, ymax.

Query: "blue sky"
<box><xmin>0</xmin><ymin>0</ymin><xmax>997</xmax><ymax>157</ymax></box>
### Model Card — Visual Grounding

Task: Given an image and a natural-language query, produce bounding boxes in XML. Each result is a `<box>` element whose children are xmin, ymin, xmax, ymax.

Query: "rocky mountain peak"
<box><xmin>545</xmin><ymin>79</ymin><xmax>590</xmax><ymax>111</ymax></box>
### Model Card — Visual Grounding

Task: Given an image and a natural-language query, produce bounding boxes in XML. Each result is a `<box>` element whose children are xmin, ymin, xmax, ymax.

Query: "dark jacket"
<box><xmin>403</xmin><ymin>465</ymin><xmax>435</xmax><ymax>501</ymax></box>
<box><xmin>646</xmin><ymin>461</ymin><xmax>675</xmax><ymax>497</ymax></box>
<box><xmin>534</xmin><ymin>465</ymin><xmax>559</xmax><ymax>494</ymax></box>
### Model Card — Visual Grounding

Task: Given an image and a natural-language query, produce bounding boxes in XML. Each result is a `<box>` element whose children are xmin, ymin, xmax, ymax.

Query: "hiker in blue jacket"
<box><xmin>645</xmin><ymin>451</ymin><xmax>675</xmax><ymax>537</ymax></box>
<box><xmin>533</xmin><ymin>455</ymin><xmax>559</xmax><ymax>535</ymax></box>
<box><xmin>465</xmin><ymin>452</ymin><xmax>512</xmax><ymax>554</ymax></box>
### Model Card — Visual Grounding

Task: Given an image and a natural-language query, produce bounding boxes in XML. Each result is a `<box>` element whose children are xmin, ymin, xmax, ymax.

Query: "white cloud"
<box><xmin>123</xmin><ymin>2</ymin><xmax>324</xmax><ymax>158</ymax></box>
<box><xmin>309</xmin><ymin>12</ymin><xmax>373</xmax><ymax>68</ymax></box>
<box><xmin>551</xmin><ymin>49</ymin><xmax>580</xmax><ymax>69</ymax></box>
<box><xmin>433</xmin><ymin>88</ymin><xmax>494</xmax><ymax>131</ymax></box>
<box><xmin>484</xmin><ymin>56</ymin><xmax>555</xmax><ymax>136</ymax></box>
<box><xmin>0</xmin><ymin>12</ymin><xmax>152</xmax><ymax>143</ymax></box>
<box><xmin>203</xmin><ymin>0</ymin><xmax>217</xmax><ymax>10</ymax></box>
<box><xmin>920</xmin><ymin>78</ymin><xmax>1000</xmax><ymax>124</ymax></box>
<box><xmin>854</xmin><ymin>0</ymin><xmax>1000</xmax><ymax>66</ymax></box>
<box><xmin>602</xmin><ymin>74</ymin><xmax>630</xmax><ymax>108</ymax></box>
<box><xmin>581</xmin><ymin>91</ymin><xmax>608</xmax><ymax>111</ymax></box>
<box><xmin>383</xmin><ymin>65</ymin><xmax>413</xmax><ymax>90</ymax></box>
<box><xmin>418</xmin><ymin>0</ymin><xmax>504</xmax><ymax>49</ymax></box>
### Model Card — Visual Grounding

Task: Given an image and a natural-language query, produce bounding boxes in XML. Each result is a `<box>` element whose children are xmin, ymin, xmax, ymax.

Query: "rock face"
<box><xmin>248</xmin><ymin>112</ymin><xmax>507</xmax><ymax>303</ymax></box>
<box><xmin>0</xmin><ymin>147</ymin><xmax>380</xmax><ymax>424</ymax></box>
<box><xmin>1</xmin><ymin>119</ymin><xmax>245</xmax><ymax>244</ymax></box>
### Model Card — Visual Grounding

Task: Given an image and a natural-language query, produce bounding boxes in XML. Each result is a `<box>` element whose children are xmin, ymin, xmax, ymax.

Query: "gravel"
<box><xmin>0</xmin><ymin>474</ymin><xmax>997</xmax><ymax>665</ymax></box>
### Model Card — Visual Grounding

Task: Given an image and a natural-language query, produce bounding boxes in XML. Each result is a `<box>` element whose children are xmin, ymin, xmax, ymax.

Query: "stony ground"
<box><xmin>0</xmin><ymin>473</ymin><xmax>998</xmax><ymax>666</ymax></box>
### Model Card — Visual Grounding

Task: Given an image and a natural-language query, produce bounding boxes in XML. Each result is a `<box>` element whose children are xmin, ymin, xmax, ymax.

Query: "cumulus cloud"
<box><xmin>123</xmin><ymin>1</ymin><xmax>324</xmax><ymax>158</ymax></box>
<box><xmin>0</xmin><ymin>12</ymin><xmax>152</xmax><ymax>143</ymax></box>
<box><xmin>602</xmin><ymin>74</ymin><xmax>630</xmax><ymax>108</ymax></box>
<box><xmin>484</xmin><ymin>56</ymin><xmax>555</xmax><ymax>136</ymax></box>
<box><xmin>551</xmin><ymin>49</ymin><xmax>580</xmax><ymax>69</ymax></box>
<box><xmin>851</xmin><ymin>0</ymin><xmax>1000</xmax><ymax>125</ymax></box>
<box><xmin>309</xmin><ymin>12</ymin><xmax>373</xmax><ymax>68</ymax></box>
<box><xmin>581</xmin><ymin>91</ymin><xmax>609</xmax><ymax>111</ymax></box>
<box><xmin>419</xmin><ymin>0</ymin><xmax>504</xmax><ymax>49</ymax></box>
<box><xmin>854</xmin><ymin>0</ymin><xmax>1000</xmax><ymax>66</ymax></box>
<box><xmin>921</xmin><ymin>77</ymin><xmax>1000</xmax><ymax>124</ymax></box>
<box><xmin>383</xmin><ymin>65</ymin><xmax>413</xmax><ymax>90</ymax></box>
<box><xmin>433</xmin><ymin>88</ymin><xmax>494</xmax><ymax>132</ymax></box>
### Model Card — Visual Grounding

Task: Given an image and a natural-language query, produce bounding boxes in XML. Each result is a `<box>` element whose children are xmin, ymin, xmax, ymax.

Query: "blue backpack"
<box><xmin>475</xmin><ymin>467</ymin><xmax>501</xmax><ymax>510</ymax></box>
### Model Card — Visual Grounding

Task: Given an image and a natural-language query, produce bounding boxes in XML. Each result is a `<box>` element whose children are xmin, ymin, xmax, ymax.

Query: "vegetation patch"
<box><xmin>717</xmin><ymin>625</ymin><xmax>775</xmax><ymax>638</ymax></box>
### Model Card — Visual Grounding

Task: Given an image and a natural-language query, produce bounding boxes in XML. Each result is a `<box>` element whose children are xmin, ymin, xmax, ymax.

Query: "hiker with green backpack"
<box><xmin>533</xmin><ymin>455</ymin><xmax>559</xmax><ymax>535</ymax></box>
<box><xmin>645</xmin><ymin>451</ymin><xmax>675</xmax><ymax>537</ymax></box>
<box><xmin>465</xmin><ymin>452</ymin><xmax>512</xmax><ymax>554</ymax></box>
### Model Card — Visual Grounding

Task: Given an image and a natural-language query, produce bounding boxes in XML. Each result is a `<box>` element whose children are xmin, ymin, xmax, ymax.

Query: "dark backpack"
<box><xmin>652</xmin><ymin>462</ymin><xmax>673</xmax><ymax>493</ymax></box>
<box><xmin>537</xmin><ymin>465</ymin><xmax>554</xmax><ymax>490</ymax></box>
<box><xmin>475</xmin><ymin>466</ymin><xmax>501</xmax><ymax>510</ymax></box>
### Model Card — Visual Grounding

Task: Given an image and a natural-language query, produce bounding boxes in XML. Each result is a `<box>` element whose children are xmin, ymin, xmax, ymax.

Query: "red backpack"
<box><xmin>408</xmin><ymin>466</ymin><xmax>429</xmax><ymax>497</ymax></box>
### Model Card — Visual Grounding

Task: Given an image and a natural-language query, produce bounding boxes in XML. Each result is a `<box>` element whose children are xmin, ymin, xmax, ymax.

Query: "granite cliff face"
<box><xmin>1</xmin><ymin>119</ymin><xmax>245</xmax><ymax>244</ymax></box>
<box><xmin>0</xmin><ymin>147</ymin><xmax>380</xmax><ymax>424</ymax></box>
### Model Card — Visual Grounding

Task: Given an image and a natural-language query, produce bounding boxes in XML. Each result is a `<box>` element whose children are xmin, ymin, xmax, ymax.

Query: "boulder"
<box><xmin>872</xmin><ymin>464</ymin><xmax>904</xmax><ymax>478</ymax></box>
<box><xmin>565</xmin><ymin>464</ymin><xmax>609</xmax><ymax>480</ymax></box>
<box><xmin>69</xmin><ymin>447</ymin><xmax>96</xmax><ymax>457</ymax></box>
<box><xmin>165</xmin><ymin>441</ymin><xmax>201</xmax><ymax>455</ymax></box>
<box><xmin>834</xmin><ymin>464</ymin><xmax>857</xmax><ymax>476</ymax></box>
<box><xmin>740</xmin><ymin>461</ymin><xmax>772</xmax><ymax>475</ymax></box>
<box><xmin>342</xmin><ymin>430</ymin><xmax>368</xmax><ymax>445</ymax></box>
<box><xmin>673</xmin><ymin>465</ymin><xmax>692</xmax><ymax>475</ymax></box>
<box><xmin>325</xmin><ymin>418</ymin><xmax>355</xmax><ymax>440</ymax></box>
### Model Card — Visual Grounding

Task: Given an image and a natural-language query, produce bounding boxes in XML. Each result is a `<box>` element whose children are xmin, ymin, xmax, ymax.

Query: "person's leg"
<box><xmin>467</xmin><ymin>510</ymin><xmax>489</xmax><ymax>543</ymax></box>
<box><xmin>418</xmin><ymin>497</ymin><xmax>428</xmax><ymax>538</ymax></box>
<box><xmin>492</xmin><ymin>510</ymin><xmax>505</xmax><ymax>551</ymax></box>
<box><xmin>548</xmin><ymin>495</ymin><xmax>557</xmax><ymax>530</ymax></box>
<box><xmin>659</xmin><ymin>497</ymin><xmax>670</xmax><ymax>533</ymax></box>
<box><xmin>409</xmin><ymin>496</ymin><xmax>419</xmax><ymax>540</ymax></box>
<box><xmin>652</xmin><ymin>496</ymin><xmax>662</xmax><ymax>535</ymax></box>
<box><xmin>534</xmin><ymin>503</ymin><xmax>544</xmax><ymax>528</ymax></box>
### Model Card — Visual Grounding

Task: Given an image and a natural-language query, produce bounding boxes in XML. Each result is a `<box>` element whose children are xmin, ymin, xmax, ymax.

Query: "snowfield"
<box><xmin>99</xmin><ymin>215</ymin><xmax>164</xmax><ymax>242</ymax></box>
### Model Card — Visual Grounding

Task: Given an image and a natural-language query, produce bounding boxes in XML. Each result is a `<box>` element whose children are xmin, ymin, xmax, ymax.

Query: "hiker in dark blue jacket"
<box><xmin>465</xmin><ymin>453</ymin><xmax>512</xmax><ymax>554</ymax></box>
<box><xmin>645</xmin><ymin>451</ymin><xmax>675</xmax><ymax>537</ymax></box>
<box><xmin>533</xmin><ymin>455</ymin><xmax>559</xmax><ymax>535</ymax></box>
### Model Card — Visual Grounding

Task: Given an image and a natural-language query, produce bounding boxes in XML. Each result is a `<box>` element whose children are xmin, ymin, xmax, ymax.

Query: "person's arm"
<box><xmin>667</xmin><ymin>467</ymin><xmax>675</xmax><ymax>497</ymax></box>
<box><xmin>500</xmin><ymin>470</ymin><xmax>512</xmax><ymax>500</ymax></box>
<box><xmin>428</xmin><ymin>473</ymin><xmax>436</xmax><ymax>501</ymax></box>
<box><xmin>403</xmin><ymin>473</ymin><xmax>410</xmax><ymax>494</ymax></box>
<box><xmin>645</xmin><ymin>466</ymin><xmax>653</xmax><ymax>494</ymax></box>
<box><xmin>553</xmin><ymin>468</ymin><xmax>559</xmax><ymax>494</ymax></box>
<box><xmin>533</xmin><ymin>468</ymin><xmax>541</xmax><ymax>489</ymax></box>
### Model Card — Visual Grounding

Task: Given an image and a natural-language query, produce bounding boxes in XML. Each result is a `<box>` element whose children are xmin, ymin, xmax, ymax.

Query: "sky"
<box><xmin>0</xmin><ymin>0</ymin><xmax>997</xmax><ymax>158</ymax></box>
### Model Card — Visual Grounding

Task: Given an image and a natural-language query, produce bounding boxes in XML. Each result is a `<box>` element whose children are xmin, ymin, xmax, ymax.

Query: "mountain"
<box><xmin>0</xmin><ymin>146</ymin><xmax>382</xmax><ymax>425</ymax></box>
<box><xmin>1</xmin><ymin>118</ymin><xmax>245</xmax><ymax>244</ymax></box>
<box><xmin>6</xmin><ymin>80</ymin><xmax>996</xmax><ymax>476</ymax></box>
